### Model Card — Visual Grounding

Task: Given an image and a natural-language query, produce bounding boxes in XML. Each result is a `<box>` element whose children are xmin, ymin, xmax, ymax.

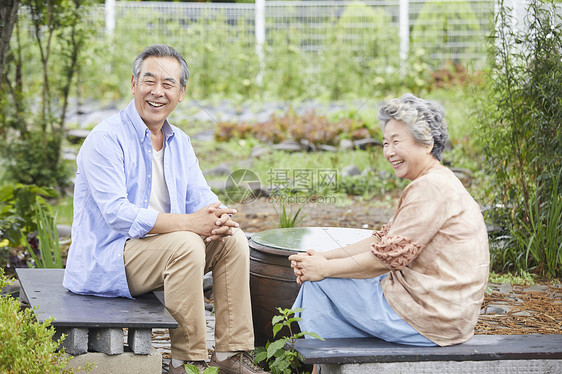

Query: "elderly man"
<box><xmin>63</xmin><ymin>44</ymin><xmax>265</xmax><ymax>374</ymax></box>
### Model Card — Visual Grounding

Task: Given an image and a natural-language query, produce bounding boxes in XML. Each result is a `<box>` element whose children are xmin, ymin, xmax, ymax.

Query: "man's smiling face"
<box><xmin>131</xmin><ymin>56</ymin><xmax>186</xmax><ymax>129</ymax></box>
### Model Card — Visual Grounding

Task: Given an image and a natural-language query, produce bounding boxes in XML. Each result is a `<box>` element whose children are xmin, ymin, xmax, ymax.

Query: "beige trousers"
<box><xmin>123</xmin><ymin>229</ymin><xmax>254</xmax><ymax>361</ymax></box>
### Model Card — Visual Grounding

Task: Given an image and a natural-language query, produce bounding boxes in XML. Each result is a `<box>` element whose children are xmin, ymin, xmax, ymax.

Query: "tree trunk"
<box><xmin>0</xmin><ymin>0</ymin><xmax>20</xmax><ymax>88</ymax></box>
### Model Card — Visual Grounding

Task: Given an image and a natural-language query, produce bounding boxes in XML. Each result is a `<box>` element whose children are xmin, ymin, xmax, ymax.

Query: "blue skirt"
<box><xmin>291</xmin><ymin>275</ymin><xmax>436</xmax><ymax>346</ymax></box>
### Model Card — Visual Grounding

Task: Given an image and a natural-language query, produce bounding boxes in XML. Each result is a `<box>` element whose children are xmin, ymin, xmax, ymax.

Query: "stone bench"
<box><xmin>294</xmin><ymin>335</ymin><xmax>562</xmax><ymax>374</ymax></box>
<box><xmin>16</xmin><ymin>268</ymin><xmax>178</xmax><ymax>373</ymax></box>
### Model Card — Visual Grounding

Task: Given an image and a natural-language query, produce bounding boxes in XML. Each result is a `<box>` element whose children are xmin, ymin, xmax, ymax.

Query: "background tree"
<box><xmin>0</xmin><ymin>0</ymin><xmax>93</xmax><ymax>189</ymax></box>
<box><xmin>0</xmin><ymin>0</ymin><xmax>20</xmax><ymax>88</ymax></box>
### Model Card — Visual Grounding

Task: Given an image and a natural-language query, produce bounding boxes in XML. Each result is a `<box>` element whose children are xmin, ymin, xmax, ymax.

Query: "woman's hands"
<box><xmin>289</xmin><ymin>250</ymin><xmax>329</xmax><ymax>284</ymax></box>
<box><xmin>288</xmin><ymin>242</ymin><xmax>389</xmax><ymax>283</ymax></box>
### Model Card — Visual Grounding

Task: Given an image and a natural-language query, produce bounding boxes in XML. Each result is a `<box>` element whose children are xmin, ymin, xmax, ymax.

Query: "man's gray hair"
<box><xmin>377</xmin><ymin>93</ymin><xmax>449</xmax><ymax>161</ymax></box>
<box><xmin>132</xmin><ymin>44</ymin><xmax>189</xmax><ymax>88</ymax></box>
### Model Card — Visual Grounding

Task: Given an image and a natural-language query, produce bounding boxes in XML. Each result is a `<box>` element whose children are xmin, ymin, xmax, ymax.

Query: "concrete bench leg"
<box><xmin>54</xmin><ymin>327</ymin><xmax>89</xmax><ymax>356</ymax></box>
<box><xmin>88</xmin><ymin>328</ymin><xmax>124</xmax><ymax>355</ymax></box>
<box><xmin>128</xmin><ymin>328</ymin><xmax>152</xmax><ymax>355</ymax></box>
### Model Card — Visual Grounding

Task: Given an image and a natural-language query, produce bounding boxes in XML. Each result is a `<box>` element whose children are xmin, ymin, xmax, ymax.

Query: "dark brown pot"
<box><xmin>249</xmin><ymin>239</ymin><xmax>302</xmax><ymax>347</ymax></box>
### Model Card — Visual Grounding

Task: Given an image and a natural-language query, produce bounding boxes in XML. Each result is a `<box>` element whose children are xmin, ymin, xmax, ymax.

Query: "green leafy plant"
<box><xmin>275</xmin><ymin>202</ymin><xmax>306</xmax><ymax>229</ymax></box>
<box><xmin>0</xmin><ymin>184</ymin><xmax>57</xmax><ymax>249</ymax></box>
<box><xmin>510</xmin><ymin>173</ymin><xmax>562</xmax><ymax>278</ymax></box>
<box><xmin>183</xmin><ymin>364</ymin><xmax>219</xmax><ymax>374</ymax></box>
<box><xmin>255</xmin><ymin>307</ymin><xmax>323</xmax><ymax>374</ymax></box>
<box><xmin>488</xmin><ymin>271</ymin><xmax>535</xmax><ymax>286</ymax></box>
<box><xmin>215</xmin><ymin>109</ymin><xmax>371</xmax><ymax>146</ymax></box>
<box><xmin>24</xmin><ymin>200</ymin><xmax>63</xmax><ymax>269</ymax></box>
<box><xmin>412</xmin><ymin>0</ymin><xmax>483</xmax><ymax>70</ymax></box>
<box><xmin>473</xmin><ymin>0</ymin><xmax>562</xmax><ymax>277</ymax></box>
<box><xmin>339</xmin><ymin>172</ymin><xmax>407</xmax><ymax>200</ymax></box>
<box><xmin>0</xmin><ymin>269</ymin><xmax>83</xmax><ymax>373</ymax></box>
<box><xmin>318</xmin><ymin>2</ymin><xmax>400</xmax><ymax>100</ymax></box>
<box><xmin>262</xmin><ymin>26</ymin><xmax>310</xmax><ymax>100</ymax></box>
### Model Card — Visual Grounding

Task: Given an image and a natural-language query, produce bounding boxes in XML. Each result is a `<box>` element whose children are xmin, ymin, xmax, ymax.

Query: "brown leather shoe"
<box><xmin>209</xmin><ymin>352</ymin><xmax>268</xmax><ymax>374</ymax></box>
<box><xmin>169</xmin><ymin>360</ymin><xmax>209</xmax><ymax>374</ymax></box>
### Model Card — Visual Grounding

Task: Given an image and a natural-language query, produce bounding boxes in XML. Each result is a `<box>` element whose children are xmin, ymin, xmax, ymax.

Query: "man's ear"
<box><xmin>178</xmin><ymin>84</ymin><xmax>187</xmax><ymax>102</ymax></box>
<box><xmin>131</xmin><ymin>75</ymin><xmax>136</xmax><ymax>94</ymax></box>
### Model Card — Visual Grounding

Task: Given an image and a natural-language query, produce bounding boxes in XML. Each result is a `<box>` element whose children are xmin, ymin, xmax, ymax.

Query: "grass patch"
<box><xmin>51</xmin><ymin>195</ymin><xmax>73</xmax><ymax>227</ymax></box>
<box><xmin>489</xmin><ymin>271</ymin><xmax>536</xmax><ymax>285</ymax></box>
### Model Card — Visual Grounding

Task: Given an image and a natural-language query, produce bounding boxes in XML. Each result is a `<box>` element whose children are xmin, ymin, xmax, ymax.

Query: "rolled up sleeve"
<box><xmin>371</xmin><ymin>235</ymin><xmax>425</xmax><ymax>270</ymax></box>
<box><xmin>128</xmin><ymin>208</ymin><xmax>159</xmax><ymax>238</ymax></box>
<box><xmin>370</xmin><ymin>181</ymin><xmax>448</xmax><ymax>269</ymax></box>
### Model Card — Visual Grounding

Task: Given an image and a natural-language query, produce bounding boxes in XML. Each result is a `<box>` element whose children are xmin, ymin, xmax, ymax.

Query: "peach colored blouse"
<box><xmin>371</xmin><ymin>167</ymin><xmax>489</xmax><ymax>346</ymax></box>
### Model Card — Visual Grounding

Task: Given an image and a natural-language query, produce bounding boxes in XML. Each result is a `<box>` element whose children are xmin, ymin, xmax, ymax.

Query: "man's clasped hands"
<box><xmin>198</xmin><ymin>202</ymin><xmax>240</xmax><ymax>242</ymax></box>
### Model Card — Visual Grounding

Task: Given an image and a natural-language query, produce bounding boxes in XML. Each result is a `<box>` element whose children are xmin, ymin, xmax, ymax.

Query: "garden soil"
<box><xmin>229</xmin><ymin>196</ymin><xmax>395</xmax><ymax>234</ymax></box>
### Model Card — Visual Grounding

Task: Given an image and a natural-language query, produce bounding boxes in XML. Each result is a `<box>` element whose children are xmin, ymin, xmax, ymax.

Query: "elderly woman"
<box><xmin>289</xmin><ymin>93</ymin><xmax>489</xmax><ymax>347</ymax></box>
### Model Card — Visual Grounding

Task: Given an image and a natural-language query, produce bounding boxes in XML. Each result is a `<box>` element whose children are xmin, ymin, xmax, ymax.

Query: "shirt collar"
<box><xmin>125</xmin><ymin>99</ymin><xmax>176</xmax><ymax>143</ymax></box>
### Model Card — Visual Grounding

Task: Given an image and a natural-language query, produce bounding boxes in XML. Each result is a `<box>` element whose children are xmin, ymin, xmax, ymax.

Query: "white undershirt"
<box><xmin>148</xmin><ymin>143</ymin><xmax>170</xmax><ymax>214</ymax></box>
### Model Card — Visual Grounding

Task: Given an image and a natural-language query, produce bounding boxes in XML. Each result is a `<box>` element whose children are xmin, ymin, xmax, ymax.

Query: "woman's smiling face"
<box><xmin>383</xmin><ymin>119</ymin><xmax>434</xmax><ymax>181</ymax></box>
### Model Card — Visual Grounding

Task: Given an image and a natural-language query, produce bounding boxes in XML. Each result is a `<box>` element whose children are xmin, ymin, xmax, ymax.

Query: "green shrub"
<box><xmin>25</xmin><ymin>200</ymin><xmax>64</xmax><ymax>269</ymax></box>
<box><xmin>339</xmin><ymin>172</ymin><xmax>407</xmax><ymax>200</ymax></box>
<box><xmin>0</xmin><ymin>269</ymin><xmax>74</xmax><ymax>373</ymax></box>
<box><xmin>510</xmin><ymin>173</ymin><xmax>562</xmax><ymax>278</ymax></box>
<box><xmin>262</xmin><ymin>26</ymin><xmax>310</xmax><ymax>100</ymax></box>
<box><xmin>318</xmin><ymin>2</ymin><xmax>400</xmax><ymax>100</ymax></box>
<box><xmin>80</xmin><ymin>8</ymin><xmax>260</xmax><ymax>103</ymax></box>
<box><xmin>2</xmin><ymin>132</ymin><xmax>71</xmax><ymax>188</ymax></box>
<box><xmin>412</xmin><ymin>0</ymin><xmax>483</xmax><ymax>69</ymax></box>
<box><xmin>0</xmin><ymin>184</ymin><xmax>57</xmax><ymax>247</ymax></box>
<box><xmin>473</xmin><ymin>0</ymin><xmax>562</xmax><ymax>277</ymax></box>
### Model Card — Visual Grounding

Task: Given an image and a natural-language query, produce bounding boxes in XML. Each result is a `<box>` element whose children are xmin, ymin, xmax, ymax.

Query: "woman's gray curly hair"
<box><xmin>377</xmin><ymin>93</ymin><xmax>449</xmax><ymax>161</ymax></box>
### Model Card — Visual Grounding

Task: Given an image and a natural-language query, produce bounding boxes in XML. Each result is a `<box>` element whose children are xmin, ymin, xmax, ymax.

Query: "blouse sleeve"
<box><xmin>372</xmin><ymin>224</ymin><xmax>391</xmax><ymax>243</ymax></box>
<box><xmin>371</xmin><ymin>235</ymin><xmax>424</xmax><ymax>270</ymax></box>
<box><xmin>370</xmin><ymin>179</ymin><xmax>449</xmax><ymax>270</ymax></box>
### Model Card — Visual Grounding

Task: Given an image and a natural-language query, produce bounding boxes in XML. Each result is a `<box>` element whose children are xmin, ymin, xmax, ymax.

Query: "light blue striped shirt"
<box><xmin>63</xmin><ymin>100</ymin><xmax>219</xmax><ymax>298</ymax></box>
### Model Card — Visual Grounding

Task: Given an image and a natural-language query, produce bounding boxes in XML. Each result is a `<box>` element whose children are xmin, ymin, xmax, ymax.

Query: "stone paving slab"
<box><xmin>66</xmin><ymin>348</ymin><xmax>162</xmax><ymax>374</ymax></box>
